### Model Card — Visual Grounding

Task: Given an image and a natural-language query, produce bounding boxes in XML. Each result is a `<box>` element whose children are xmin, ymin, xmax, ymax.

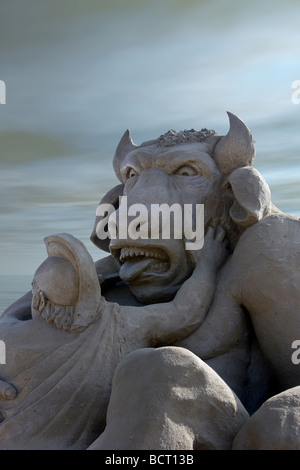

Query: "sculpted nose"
<box><xmin>131</xmin><ymin>168</ymin><xmax>175</xmax><ymax>204</ymax></box>
<box><xmin>111</xmin><ymin>167</ymin><xmax>180</xmax><ymax>240</ymax></box>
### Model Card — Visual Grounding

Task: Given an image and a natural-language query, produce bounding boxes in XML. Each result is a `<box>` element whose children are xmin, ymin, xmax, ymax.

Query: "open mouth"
<box><xmin>111</xmin><ymin>245</ymin><xmax>171</xmax><ymax>282</ymax></box>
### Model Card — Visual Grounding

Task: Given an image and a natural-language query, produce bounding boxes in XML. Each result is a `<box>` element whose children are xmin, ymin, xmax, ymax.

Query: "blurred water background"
<box><xmin>0</xmin><ymin>0</ymin><xmax>300</xmax><ymax>313</ymax></box>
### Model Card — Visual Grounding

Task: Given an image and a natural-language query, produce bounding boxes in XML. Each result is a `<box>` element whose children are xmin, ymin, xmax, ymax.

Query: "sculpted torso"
<box><xmin>0</xmin><ymin>112</ymin><xmax>299</xmax><ymax>449</ymax></box>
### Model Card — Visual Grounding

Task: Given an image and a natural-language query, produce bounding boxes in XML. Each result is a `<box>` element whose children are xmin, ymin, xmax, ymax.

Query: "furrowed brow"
<box><xmin>122</xmin><ymin>151</ymin><xmax>157</xmax><ymax>171</ymax></box>
<box><xmin>156</xmin><ymin>151</ymin><xmax>217</xmax><ymax>178</ymax></box>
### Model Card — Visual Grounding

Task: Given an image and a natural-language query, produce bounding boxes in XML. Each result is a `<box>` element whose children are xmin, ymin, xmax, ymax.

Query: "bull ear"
<box><xmin>226</xmin><ymin>166</ymin><xmax>273</xmax><ymax>227</ymax></box>
<box><xmin>213</xmin><ymin>112</ymin><xmax>256</xmax><ymax>176</ymax></box>
<box><xmin>113</xmin><ymin>130</ymin><xmax>138</xmax><ymax>182</ymax></box>
<box><xmin>90</xmin><ymin>184</ymin><xmax>124</xmax><ymax>252</ymax></box>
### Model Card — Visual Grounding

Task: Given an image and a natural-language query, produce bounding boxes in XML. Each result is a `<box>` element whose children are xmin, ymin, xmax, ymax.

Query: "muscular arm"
<box><xmin>120</xmin><ymin>227</ymin><xmax>228</xmax><ymax>347</ymax></box>
<box><xmin>177</xmin><ymin>260</ymin><xmax>246</xmax><ymax>359</ymax></box>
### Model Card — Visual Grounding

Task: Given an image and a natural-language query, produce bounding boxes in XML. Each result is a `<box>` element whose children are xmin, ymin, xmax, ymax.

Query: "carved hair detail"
<box><xmin>156</xmin><ymin>128</ymin><xmax>216</xmax><ymax>147</ymax></box>
<box><xmin>32</xmin><ymin>280</ymin><xmax>75</xmax><ymax>332</ymax></box>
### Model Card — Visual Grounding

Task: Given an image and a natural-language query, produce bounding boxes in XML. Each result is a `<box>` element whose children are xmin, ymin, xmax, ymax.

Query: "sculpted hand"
<box><xmin>188</xmin><ymin>226</ymin><xmax>229</xmax><ymax>271</ymax></box>
<box><xmin>0</xmin><ymin>379</ymin><xmax>17</xmax><ymax>400</ymax></box>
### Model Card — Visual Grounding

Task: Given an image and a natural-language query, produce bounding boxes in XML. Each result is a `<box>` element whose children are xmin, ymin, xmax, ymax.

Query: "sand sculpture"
<box><xmin>0</xmin><ymin>112</ymin><xmax>299</xmax><ymax>450</ymax></box>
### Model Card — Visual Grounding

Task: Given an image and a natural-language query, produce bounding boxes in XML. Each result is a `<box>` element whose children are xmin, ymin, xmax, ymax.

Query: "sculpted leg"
<box><xmin>88</xmin><ymin>346</ymin><xmax>249</xmax><ymax>450</ymax></box>
<box><xmin>233</xmin><ymin>386</ymin><xmax>300</xmax><ymax>450</ymax></box>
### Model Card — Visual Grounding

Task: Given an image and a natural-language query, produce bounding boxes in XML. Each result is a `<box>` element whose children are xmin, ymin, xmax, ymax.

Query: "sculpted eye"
<box><xmin>126</xmin><ymin>167</ymin><xmax>139</xmax><ymax>179</ymax></box>
<box><xmin>175</xmin><ymin>165</ymin><xmax>197</xmax><ymax>176</ymax></box>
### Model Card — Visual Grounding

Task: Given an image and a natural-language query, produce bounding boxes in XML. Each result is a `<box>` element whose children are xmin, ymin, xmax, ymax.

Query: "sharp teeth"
<box><xmin>120</xmin><ymin>248</ymin><xmax>128</xmax><ymax>262</ymax></box>
<box><xmin>118</xmin><ymin>247</ymin><xmax>168</xmax><ymax>265</ymax></box>
<box><xmin>121</xmin><ymin>248</ymin><xmax>127</xmax><ymax>256</ymax></box>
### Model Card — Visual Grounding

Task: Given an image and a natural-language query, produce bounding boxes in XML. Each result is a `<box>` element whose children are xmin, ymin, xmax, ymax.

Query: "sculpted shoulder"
<box><xmin>232</xmin><ymin>213</ymin><xmax>300</xmax><ymax>261</ymax></box>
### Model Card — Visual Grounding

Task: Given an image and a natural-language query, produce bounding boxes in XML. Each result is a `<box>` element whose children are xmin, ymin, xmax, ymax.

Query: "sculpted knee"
<box><xmin>89</xmin><ymin>346</ymin><xmax>249</xmax><ymax>450</ymax></box>
<box><xmin>233</xmin><ymin>386</ymin><xmax>300</xmax><ymax>450</ymax></box>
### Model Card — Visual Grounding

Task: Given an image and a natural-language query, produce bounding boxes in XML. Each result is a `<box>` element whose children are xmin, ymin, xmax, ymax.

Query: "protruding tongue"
<box><xmin>119</xmin><ymin>258</ymin><xmax>154</xmax><ymax>282</ymax></box>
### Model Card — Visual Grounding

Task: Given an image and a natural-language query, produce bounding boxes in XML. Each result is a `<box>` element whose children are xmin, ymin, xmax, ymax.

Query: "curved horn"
<box><xmin>213</xmin><ymin>112</ymin><xmax>256</xmax><ymax>176</ymax></box>
<box><xmin>113</xmin><ymin>129</ymin><xmax>138</xmax><ymax>182</ymax></box>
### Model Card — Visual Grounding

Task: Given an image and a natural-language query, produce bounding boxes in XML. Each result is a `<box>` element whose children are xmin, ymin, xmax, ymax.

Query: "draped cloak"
<box><xmin>0</xmin><ymin>291</ymin><xmax>147</xmax><ymax>450</ymax></box>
